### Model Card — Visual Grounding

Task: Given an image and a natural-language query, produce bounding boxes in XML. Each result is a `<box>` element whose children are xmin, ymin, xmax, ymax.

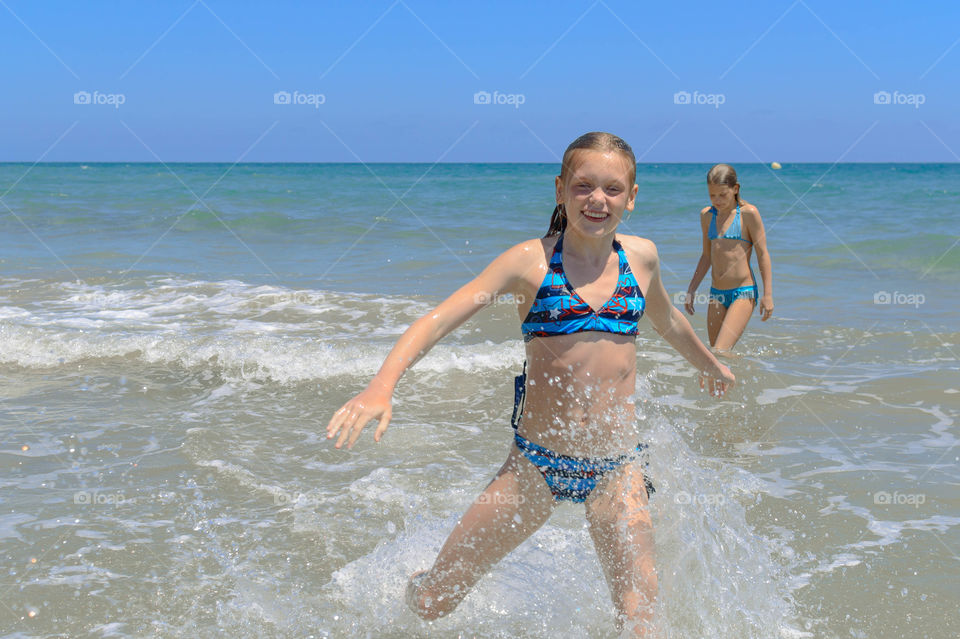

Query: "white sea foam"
<box><xmin>0</xmin><ymin>278</ymin><xmax>523</xmax><ymax>383</ymax></box>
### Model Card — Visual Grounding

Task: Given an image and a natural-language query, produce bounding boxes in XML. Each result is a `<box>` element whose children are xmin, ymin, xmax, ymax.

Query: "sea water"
<box><xmin>0</xmin><ymin>162</ymin><xmax>957</xmax><ymax>637</ymax></box>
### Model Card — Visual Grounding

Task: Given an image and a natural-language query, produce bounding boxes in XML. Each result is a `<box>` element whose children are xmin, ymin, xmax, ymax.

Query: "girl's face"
<box><xmin>708</xmin><ymin>183</ymin><xmax>739</xmax><ymax>212</ymax></box>
<box><xmin>555</xmin><ymin>150</ymin><xmax>638</xmax><ymax>238</ymax></box>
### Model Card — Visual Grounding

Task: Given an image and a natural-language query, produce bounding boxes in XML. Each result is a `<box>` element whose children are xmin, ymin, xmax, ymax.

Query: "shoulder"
<box><xmin>489</xmin><ymin>237</ymin><xmax>555</xmax><ymax>279</ymax></box>
<box><xmin>497</xmin><ymin>237</ymin><xmax>557</xmax><ymax>260</ymax></box>
<box><xmin>739</xmin><ymin>201</ymin><xmax>761</xmax><ymax>220</ymax></box>
<box><xmin>502</xmin><ymin>237</ymin><xmax>555</xmax><ymax>263</ymax></box>
<box><xmin>699</xmin><ymin>206</ymin><xmax>713</xmax><ymax>225</ymax></box>
<box><xmin>617</xmin><ymin>233</ymin><xmax>659</xmax><ymax>269</ymax></box>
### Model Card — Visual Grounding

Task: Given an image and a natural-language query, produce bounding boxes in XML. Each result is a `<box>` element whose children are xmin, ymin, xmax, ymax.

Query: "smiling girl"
<box><xmin>326</xmin><ymin>132</ymin><xmax>734</xmax><ymax>636</ymax></box>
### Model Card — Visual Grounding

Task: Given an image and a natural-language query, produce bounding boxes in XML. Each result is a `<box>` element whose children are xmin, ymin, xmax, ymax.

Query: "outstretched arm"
<box><xmin>685</xmin><ymin>208</ymin><xmax>712</xmax><ymax>315</ymax></box>
<box><xmin>326</xmin><ymin>242</ymin><xmax>538</xmax><ymax>448</ymax></box>
<box><xmin>641</xmin><ymin>240</ymin><xmax>735</xmax><ymax>395</ymax></box>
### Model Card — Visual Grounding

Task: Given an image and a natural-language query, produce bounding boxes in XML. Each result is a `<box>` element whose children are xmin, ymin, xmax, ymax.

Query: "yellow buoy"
<box><xmin>771</xmin><ymin>162</ymin><xmax>782</xmax><ymax>170</ymax></box>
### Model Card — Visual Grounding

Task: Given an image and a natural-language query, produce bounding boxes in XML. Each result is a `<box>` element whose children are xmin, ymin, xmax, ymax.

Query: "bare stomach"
<box><xmin>710</xmin><ymin>241</ymin><xmax>754</xmax><ymax>289</ymax></box>
<box><xmin>518</xmin><ymin>333</ymin><xmax>640</xmax><ymax>457</ymax></box>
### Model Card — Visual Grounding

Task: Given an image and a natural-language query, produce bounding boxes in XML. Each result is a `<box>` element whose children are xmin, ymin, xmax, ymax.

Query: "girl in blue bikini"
<box><xmin>684</xmin><ymin>164</ymin><xmax>774</xmax><ymax>352</ymax></box>
<box><xmin>326</xmin><ymin>133</ymin><xmax>734</xmax><ymax>636</ymax></box>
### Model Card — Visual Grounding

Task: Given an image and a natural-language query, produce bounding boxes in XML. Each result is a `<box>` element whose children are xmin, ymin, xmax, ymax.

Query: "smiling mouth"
<box><xmin>582</xmin><ymin>210</ymin><xmax>609</xmax><ymax>222</ymax></box>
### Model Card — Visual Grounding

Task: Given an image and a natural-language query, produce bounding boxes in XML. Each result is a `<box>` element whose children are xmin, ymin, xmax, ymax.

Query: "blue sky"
<box><xmin>2</xmin><ymin>0</ymin><xmax>958</xmax><ymax>162</ymax></box>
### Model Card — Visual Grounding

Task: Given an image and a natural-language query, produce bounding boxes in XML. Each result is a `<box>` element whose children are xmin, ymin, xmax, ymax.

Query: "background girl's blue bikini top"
<box><xmin>521</xmin><ymin>234</ymin><xmax>645</xmax><ymax>341</ymax></box>
<box><xmin>708</xmin><ymin>204</ymin><xmax>752</xmax><ymax>244</ymax></box>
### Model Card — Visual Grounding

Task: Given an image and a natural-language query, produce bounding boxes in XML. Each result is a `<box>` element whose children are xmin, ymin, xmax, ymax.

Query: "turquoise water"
<box><xmin>2</xmin><ymin>162</ymin><xmax>955</xmax><ymax>314</ymax></box>
<box><xmin>0</xmin><ymin>163</ymin><xmax>957</xmax><ymax>637</ymax></box>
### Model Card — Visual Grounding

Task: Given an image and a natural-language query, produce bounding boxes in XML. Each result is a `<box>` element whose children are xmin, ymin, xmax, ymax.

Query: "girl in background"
<box><xmin>685</xmin><ymin>164</ymin><xmax>773</xmax><ymax>352</ymax></box>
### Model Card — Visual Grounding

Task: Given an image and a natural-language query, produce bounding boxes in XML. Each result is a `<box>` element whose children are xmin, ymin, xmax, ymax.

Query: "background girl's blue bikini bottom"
<box><xmin>709</xmin><ymin>284</ymin><xmax>758</xmax><ymax>309</ymax></box>
<box><xmin>511</xmin><ymin>363</ymin><xmax>654</xmax><ymax>503</ymax></box>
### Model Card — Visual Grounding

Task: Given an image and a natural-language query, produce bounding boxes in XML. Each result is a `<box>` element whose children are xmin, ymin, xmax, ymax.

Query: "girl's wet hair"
<box><xmin>706</xmin><ymin>163</ymin><xmax>741</xmax><ymax>205</ymax></box>
<box><xmin>547</xmin><ymin>132</ymin><xmax>637</xmax><ymax>236</ymax></box>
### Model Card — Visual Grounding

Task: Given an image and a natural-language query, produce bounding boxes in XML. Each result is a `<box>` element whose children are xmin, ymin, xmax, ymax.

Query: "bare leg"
<box><xmin>406</xmin><ymin>445</ymin><xmax>557</xmax><ymax>620</ymax></box>
<box><xmin>586</xmin><ymin>461</ymin><xmax>657</xmax><ymax>637</ymax></box>
<box><xmin>706</xmin><ymin>298</ymin><xmax>727</xmax><ymax>348</ymax></box>
<box><xmin>712</xmin><ymin>297</ymin><xmax>756</xmax><ymax>352</ymax></box>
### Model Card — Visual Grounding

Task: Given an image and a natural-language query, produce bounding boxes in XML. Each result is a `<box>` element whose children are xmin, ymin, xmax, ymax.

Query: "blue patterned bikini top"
<box><xmin>521</xmin><ymin>234</ymin><xmax>645</xmax><ymax>341</ymax></box>
<box><xmin>708</xmin><ymin>204</ymin><xmax>751</xmax><ymax>244</ymax></box>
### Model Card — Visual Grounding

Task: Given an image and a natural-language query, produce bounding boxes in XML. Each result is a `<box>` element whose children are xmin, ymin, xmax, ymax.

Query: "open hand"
<box><xmin>326</xmin><ymin>386</ymin><xmax>393</xmax><ymax>449</ymax></box>
<box><xmin>699</xmin><ymin>364</ymin><xmax>735</xmax><ymax>397</ymax></box>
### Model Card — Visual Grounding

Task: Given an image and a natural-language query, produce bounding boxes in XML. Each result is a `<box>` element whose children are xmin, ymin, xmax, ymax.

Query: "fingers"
<box><xmin>326</xmin><ymin>405</ymin><xmax>349</xmax><ymax>440</ymax></box>
<box><xmin>700</xmin><ymin>371</ymin><xmax>732</xmax><ymax>397</ymax></box>
<box><xmin>373</xmin><ymin>408</ymin><xmax>392</xmax><ymax>443</ymax></box>
<box><xmin>327</xmin><ymin>400</ymin><xmax>366</xmax><ymax>449</ymax></box>
<box><xmin>342</xmin><ymin>404</ymin><xmax>376</xmax><ymax>449</ymax></box>
<box><xmin>711</xmin><ymin>377</ymin><xmax>725</xmax><ymax>397</ymax></box>
<box><xmin>335</xmin><ymin>407</ymin><xmax>362</xmax><ymax>449</ymax></box>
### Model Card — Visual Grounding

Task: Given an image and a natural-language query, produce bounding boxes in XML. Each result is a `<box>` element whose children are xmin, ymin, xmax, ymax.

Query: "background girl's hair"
<box><xmin>706</xmin><ymin>163</ymin><xmax>741</xmax><ymax>205</ymax></box>
<box><xmin>547</xmin><ymin>132</ymin><xmax>637</xmax><ymax>237</ymax></box>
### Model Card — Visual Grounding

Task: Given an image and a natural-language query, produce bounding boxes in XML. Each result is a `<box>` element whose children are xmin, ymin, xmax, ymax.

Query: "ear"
<box><xmin>555</xmin><ymin>175</ymin><xmax>563</xmax><ymax>204</ymax></box>
<box><xmin>625</xmin><ymin>183</ymin><xmax>639</xmax><ymax>212</ymax></box>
